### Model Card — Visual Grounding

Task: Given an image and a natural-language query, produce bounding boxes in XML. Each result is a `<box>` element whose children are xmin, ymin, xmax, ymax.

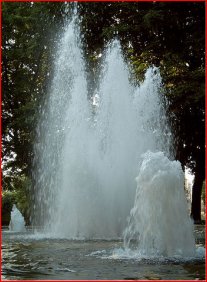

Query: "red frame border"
<box><xmin>0</xmin><ymin>0</ymin><xmax>206</xmax><ymax>282</ymax></box>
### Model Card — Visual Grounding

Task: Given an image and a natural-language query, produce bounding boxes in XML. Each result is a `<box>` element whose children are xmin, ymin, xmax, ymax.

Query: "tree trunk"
<box><xmin>191</xmin><ymin>171</ymin><xmax>205</xmax><ymax>223</ymax></box>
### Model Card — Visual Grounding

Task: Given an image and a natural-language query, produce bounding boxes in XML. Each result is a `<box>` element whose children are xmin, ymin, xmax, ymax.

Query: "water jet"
<box><xmin>9</xmin><ymin>204</ymin><xmax>26</xmax><ymax>232</ymax></box>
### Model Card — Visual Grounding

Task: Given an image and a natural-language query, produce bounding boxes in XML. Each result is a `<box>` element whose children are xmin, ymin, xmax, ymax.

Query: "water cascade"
<box><xmin>33</xmin><ymin>14</ymin><xmax>195</xmax><ymax>256</ymax></box>
<box><xmin>9</xmin><ymin>204</ymin><xmax>26</xmax><ymax>232</ymax></box>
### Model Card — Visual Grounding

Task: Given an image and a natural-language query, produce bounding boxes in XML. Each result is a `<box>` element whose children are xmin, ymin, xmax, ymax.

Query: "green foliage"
<box><xmin>128</xmin><ymin>51</ymin><xmax>153</xmax><ymax>83</ymax></box>
<box><xmin>143</xmin><ymin>10</ymin><xmax>164</xmax><ymax>28</ymax></box>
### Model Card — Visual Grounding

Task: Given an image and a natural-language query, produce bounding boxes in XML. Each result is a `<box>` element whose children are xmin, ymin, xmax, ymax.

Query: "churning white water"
<box><xmin>123</xmin><ymin>151</ymin><xmax>195</xmax><ymax>257</ymax></box>
<box><xmin>33</xmin><ymin>15</ymin><xmax>195</xmax><ymax>256</ymax></box>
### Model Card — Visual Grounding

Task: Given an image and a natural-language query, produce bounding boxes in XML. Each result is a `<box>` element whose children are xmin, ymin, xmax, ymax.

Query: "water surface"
<box><xmin>2</xmin><ymin>226</ymin><xmax>205</xmax><ymax>280</ymax></box>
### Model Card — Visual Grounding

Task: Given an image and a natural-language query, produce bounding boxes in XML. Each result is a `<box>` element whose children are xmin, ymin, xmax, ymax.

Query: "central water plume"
<box><xmin>33</xmin><ymin>14</ymin><xmax>194</xmax><ymax>255</ymax></box>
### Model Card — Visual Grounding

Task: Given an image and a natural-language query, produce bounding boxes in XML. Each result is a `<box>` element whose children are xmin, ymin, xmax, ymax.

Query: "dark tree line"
<box><xmin>2</xmin><ymin>2</ymin><xmax>205</xmax><ymax>224</ymax></box>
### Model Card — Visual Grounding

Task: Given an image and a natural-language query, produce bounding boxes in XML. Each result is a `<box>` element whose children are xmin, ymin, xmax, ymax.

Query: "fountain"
<box><xmin>123</xmin><ymin>151</ymin><xmax>195</xmax><ymax>257</ymax></box>
<box><xmin>9</xmin><ymin>204</ymin><xmax>26</xmax><ymax>232</ymax></box>
<box><xmin>33</xmin><ymin>12</ymin><xmax>196</xmax><ymax>257</ymax></box>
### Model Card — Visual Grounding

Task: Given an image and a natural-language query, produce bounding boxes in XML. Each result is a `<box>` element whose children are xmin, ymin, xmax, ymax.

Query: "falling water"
<box><xmin>33</xmin><ymin>14</ymin><xmax>195</xmax><ymax>256</ymax></box>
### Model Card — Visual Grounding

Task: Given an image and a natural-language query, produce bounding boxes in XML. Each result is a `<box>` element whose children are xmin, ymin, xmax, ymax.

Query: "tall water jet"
<box><xmin>33</xmin><ymin>11</ymin><xmax>195</xmax><ymax>257</ymax></box>
<box><xmin>33</xmin><ymin>14</ymin><xmax>89</xmax><ymax>231</ymax></box>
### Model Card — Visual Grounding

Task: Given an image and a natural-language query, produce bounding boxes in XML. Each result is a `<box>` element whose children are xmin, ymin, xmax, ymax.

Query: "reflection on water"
<box><xmin>2</xmin><ymin>226</ymin><xmax>205</xmax><ymax>280</ymax></box>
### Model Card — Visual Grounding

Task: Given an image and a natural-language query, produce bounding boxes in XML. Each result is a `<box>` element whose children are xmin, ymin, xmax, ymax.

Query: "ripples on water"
<box><xmin>2</xmin><ymin>226</ymin><xmax>205</xmax><ymax>280</ymax></box>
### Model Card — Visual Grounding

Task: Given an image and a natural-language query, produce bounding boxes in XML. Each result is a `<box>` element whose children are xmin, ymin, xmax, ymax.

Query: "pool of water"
<box><xmin>2</xmin><ymin>226</ymin><xmax>205</xmax><ymax>280</ymax></box>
